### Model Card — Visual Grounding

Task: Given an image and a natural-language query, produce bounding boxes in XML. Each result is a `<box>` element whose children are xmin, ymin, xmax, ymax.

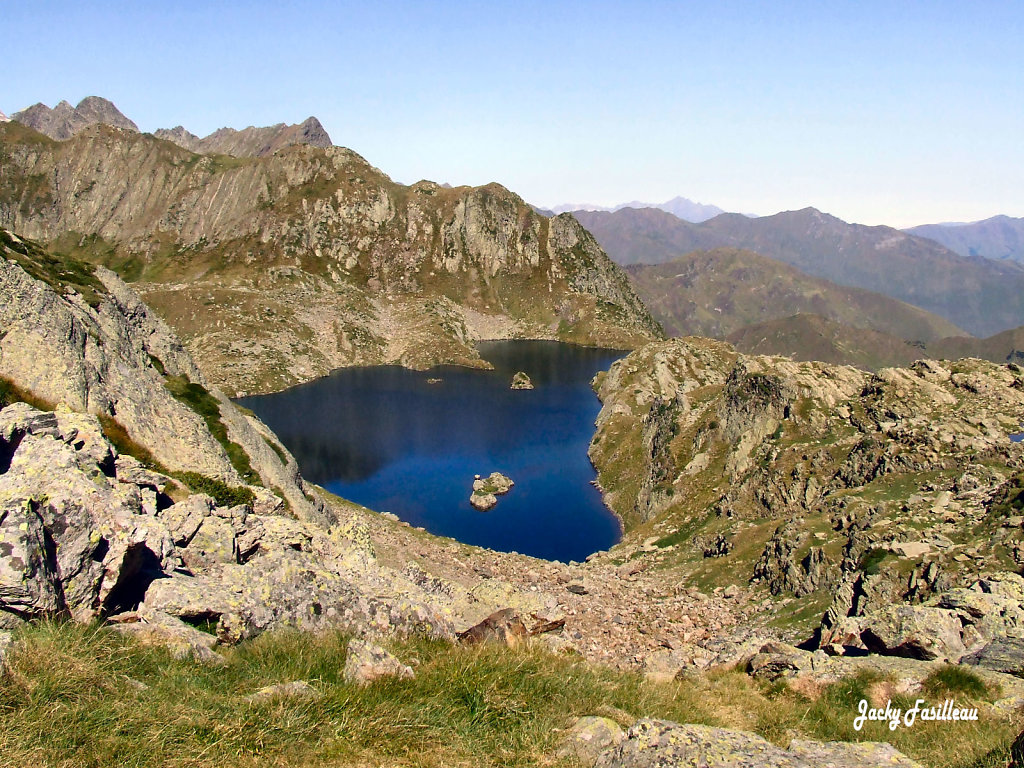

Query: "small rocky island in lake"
<box><xmin>470</xmin><ymin>472</ymin><xmax>514</xmax><ymax>510</ymax></box>
<box><xmin>510</xmin><ymin>371</ymin><xmax>534</xmax><ymax>390</ymax></box>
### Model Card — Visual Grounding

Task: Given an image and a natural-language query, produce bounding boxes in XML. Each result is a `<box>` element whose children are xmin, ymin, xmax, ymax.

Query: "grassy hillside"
<box><xmin>0</xmin><ymin>622</ymin><xmax>1012</xmax><ymax>768</ymax></box>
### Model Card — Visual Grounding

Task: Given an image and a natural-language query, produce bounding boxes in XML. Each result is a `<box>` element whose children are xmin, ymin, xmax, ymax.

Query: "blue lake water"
<box><xmin>1012</xmin><ymin>432</ymin><xmax>1024</xmax><ymax>443</ymax></box>
<box><xmin>238</xmin><ymin>341</ymin><xmax>625</xmax><ymax>562</ymax></box>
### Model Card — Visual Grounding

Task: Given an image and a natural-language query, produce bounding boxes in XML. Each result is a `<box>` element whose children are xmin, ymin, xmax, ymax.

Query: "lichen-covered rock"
<box><xmin>961</xmin><ymin>638</ymin><xmax>1024</xmax><ymax>675</ymax></box>
<box><xmin>0</xmin><ymin>244</ymin><xmax>317</xmax><ymax>521</ymax></box>
<box><xmin>112</xmin><ymin>609</ymin><xmax>224</xmax><ymax>665</ymax></box>
<box><xmin>342</xmin><ymin>638</ymin><xmax>414</xmax><ymax>685</ymax></box>
<box><xmin>556</xmin><ymin>716</ymin><xmax>624</xmax><ymax>766</ymax></box>
<box><xmin>0</xmin><ymin>405</ymin><xmax>178</xmax><ymax>623</ymax></box>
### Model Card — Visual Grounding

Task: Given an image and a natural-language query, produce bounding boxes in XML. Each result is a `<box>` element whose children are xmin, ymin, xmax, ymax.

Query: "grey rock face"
<box><xmin>12</xmin><ymin>97</ymin><xmax>138</xmax><ymax>140</ymax></box>
<box><xmin>961</xmin><ymin>638</ymin><xmax>1024</xmax><ymax>675</ymax></box>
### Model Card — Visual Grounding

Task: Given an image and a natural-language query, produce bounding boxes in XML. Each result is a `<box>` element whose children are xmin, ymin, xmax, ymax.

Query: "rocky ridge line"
<box><xmin>12</xmin><ymin>96</ymin><xmax>139</xmax><ymax>140</ymax></box>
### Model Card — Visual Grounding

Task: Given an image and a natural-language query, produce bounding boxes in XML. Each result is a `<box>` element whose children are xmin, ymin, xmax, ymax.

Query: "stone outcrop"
<box><xmin>0</xmin><ymin>119</ymin><xmax>661</xmax><ymax>395</ymax></box>
<box><xmin>556</xmin><ymin>716</ymin><xmax>625</xmax><ymax>765</ymax></box>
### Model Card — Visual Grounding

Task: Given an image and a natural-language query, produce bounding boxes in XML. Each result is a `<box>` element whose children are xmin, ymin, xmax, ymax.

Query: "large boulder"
<box><xmin>859</xmin><ymin>604</ymin><xmax>966</xmax><ymax>661</ymax></box>
<box><xmin>342</xmin><ymin>638</ymin><xmax>414</xmax><ymax>685</ymax></box>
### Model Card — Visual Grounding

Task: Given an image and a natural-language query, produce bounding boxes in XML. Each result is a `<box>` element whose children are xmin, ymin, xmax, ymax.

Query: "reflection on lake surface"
<box><xmin>239</xmin><ymin>341</ymin><xmax>625</xmax><ymax>562</ymax></box>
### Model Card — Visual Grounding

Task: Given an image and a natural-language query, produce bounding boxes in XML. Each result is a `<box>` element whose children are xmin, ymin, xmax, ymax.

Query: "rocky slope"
<box><xmin>0</xmin><ymin>121</ymin><xmax>660</xmax><ymax>394</ymax></box>
<box><xmin>588</xmin><ymin>338</ymin><xmax>1024</xmax><ymax>644</ymax></box>
<box><xmin>0</xmin><ymin>231</ymin><xmax>563</xmax><ymax>648</ymax></box>
<box><xmin>575</xmin><ymin>206</ymin><xmax>1024</xmax><ymax>338</ymax></box>
<box><xmin>624</xmin><ymin>248</ymin><xmax>964</xmax><ymax>343</ymax></box>
<box><xmin>12</xmin><ymin>96</ymin><xmax>139</xmax><ymax>140</ymax></box>
<box><xmin>0</xmin><ymin>228</ymin><xmax>314</xmax><ymax>518</ymax></box>
<box><xmin>153</xmin><ymin>116</ymin><xmax>333</xmax><ymax>158</ymax></box>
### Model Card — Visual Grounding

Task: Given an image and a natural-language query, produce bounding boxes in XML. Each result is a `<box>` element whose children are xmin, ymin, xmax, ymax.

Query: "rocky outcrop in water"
<box><xmin>470</xmin><ymin>472</ymin><xmax>514</xmax><ymax>511</ymax></box>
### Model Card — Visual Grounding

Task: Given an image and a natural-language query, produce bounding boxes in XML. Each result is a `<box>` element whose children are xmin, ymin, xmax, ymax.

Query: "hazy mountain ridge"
<box><xmin>576</xmin><ymin>206</ymin><xmax>1024</xmax><ymax>338</ymax></box>
<box><xmin>906</xmin><ymin>215</ymin><xmax>1024</xmax><ymax>265</ymax></box>
<box><xmin>549</xmin><ymin>195</ymin><xmax>726</xmax><ymax>223</ymax></box>
<box><xmin>0</xmin><ymin>120</ymin><xmax>660</xmax><ymax>395</ymax></box>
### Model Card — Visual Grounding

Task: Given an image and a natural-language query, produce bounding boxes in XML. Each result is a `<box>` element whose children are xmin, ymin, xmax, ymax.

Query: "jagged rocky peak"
<box><xmin>12</xmin><ymin>96</ymin><xmax>139</xmax><ymax>140</ymax></box>
<box><xmin>153</xmin><ymin>115</ymin><xmax>333</xmax><ymax>157</ymax></box>
<box><xmin>0</xmin><ymin>110</ymin><xmax>9</xmax><ymax>123</ymax></box>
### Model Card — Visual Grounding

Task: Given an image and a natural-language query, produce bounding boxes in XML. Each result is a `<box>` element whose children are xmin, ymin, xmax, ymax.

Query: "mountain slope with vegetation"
<box><xmin>0</xmin><ymin>119</ymin><xmax>660</xmax><ymax>394</ymax></box>
<box><xmin>624</xmin><ymin>248</ymin><xmax>964</xmax><ymax>343</ymax></box>
<box><xmin>576</xmin><ymin>207</ymin><xmax>1024</xmax><ymax>338</ymax></box>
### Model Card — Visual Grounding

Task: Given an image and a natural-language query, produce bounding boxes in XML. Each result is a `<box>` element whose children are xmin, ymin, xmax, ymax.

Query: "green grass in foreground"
<box><xmin>0</xmin><ymin>622</ymin><xmax>1018</xmax><ymax>768</ymax></box>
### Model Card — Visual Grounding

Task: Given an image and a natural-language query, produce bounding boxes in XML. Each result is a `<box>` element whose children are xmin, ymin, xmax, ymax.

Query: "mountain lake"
<box><xmin>238</xmin><ymin>341</ymin><xmax>625</xmax><ymax>562</ymax></box>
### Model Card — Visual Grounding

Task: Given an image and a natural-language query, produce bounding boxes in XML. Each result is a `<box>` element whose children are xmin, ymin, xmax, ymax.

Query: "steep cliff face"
<box><xmin>0</xmin><ymin>229</ymin><xmax>315</xmax><ymax>520</ymax></box>
<box><xmin>0</xmin><ymin>122</ymin><xmax>661</xmax><ymax>393</ymax></box>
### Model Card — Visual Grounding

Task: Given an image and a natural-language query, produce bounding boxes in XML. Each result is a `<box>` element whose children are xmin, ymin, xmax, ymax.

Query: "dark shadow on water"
<box><xmin>239</xmin><ymin>341</ymin><xmax>626</xmax><ymax>562</ymax></box>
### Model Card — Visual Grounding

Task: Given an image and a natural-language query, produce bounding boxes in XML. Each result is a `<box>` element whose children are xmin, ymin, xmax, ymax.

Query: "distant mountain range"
<box><xmin>575</xmin><ymin>206</ymin><xmax>1024</xmax><ymax>338</ymax></box>
<box><xmin>546</xmin><ymin>196</ymin><xmax>727</xmax><ymax>223</ymax></box>
<box><xmin>906</xmin><ymin>215</ymin><xmax>1024</xmax><ymax>265</ymax></box>
<box><xmin>10</xmin><ymin>96</ymin><xmax>332</xmax><ymax>158</ymax></box>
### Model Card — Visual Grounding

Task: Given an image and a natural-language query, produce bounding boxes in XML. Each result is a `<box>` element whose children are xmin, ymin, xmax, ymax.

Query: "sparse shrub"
<box><xmin>172</xmin><ymin>471</ymin><xmax>255</xmax><ymax>507</ymax></box>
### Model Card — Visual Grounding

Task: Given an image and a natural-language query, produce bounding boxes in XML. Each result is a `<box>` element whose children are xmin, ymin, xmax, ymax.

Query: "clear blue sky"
<box><xmin>5</xmin><ymin>1</ymin><xmax>1022</xmax><ymax>227</ymax></box>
